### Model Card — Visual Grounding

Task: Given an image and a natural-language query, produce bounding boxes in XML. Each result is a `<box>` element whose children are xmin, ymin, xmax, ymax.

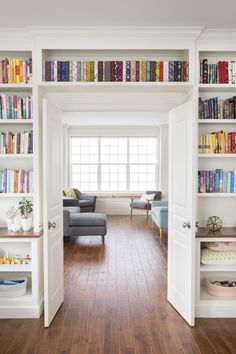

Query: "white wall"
<box><xmin>159</xmin><ymin>124</ymin><xmax>169</xmax><ymax>199</ymax></box>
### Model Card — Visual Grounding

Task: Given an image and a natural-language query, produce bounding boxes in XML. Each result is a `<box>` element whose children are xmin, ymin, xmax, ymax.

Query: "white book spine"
<box><xmin>73</xmin><ymin>61</ymin><xmax>77</xmax><ymax>82</ymax></box>
<box><xmin>54</xmin><ymin>61</ymin><xmax>58</xmax><ymax>82</ymax></box>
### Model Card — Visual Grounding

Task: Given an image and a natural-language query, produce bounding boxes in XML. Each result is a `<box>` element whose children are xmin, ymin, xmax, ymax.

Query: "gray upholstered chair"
<box><xmin>130</xmin><ymin>191</ymin><xmax>162</xmax><ymax>220</ymax></box>
<box><xmin>63</xmin><ymin>188</ymin><xmax>96</xmax><ymax>213</ymax></box>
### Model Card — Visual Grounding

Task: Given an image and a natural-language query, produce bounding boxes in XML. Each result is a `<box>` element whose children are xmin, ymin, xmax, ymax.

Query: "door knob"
<box><xmin>182</xmin><ymin>221</ymin><xmax>191</xmax><ymax>229</ymax></box>
<box><xmin>48</xmin><ymin>221</ymin><xmax>56</xmax><ymax>230</ymax></box>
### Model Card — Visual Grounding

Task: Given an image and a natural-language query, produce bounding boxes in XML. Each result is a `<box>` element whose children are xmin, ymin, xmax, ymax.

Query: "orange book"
<box><xmin>159</xmin><ymin>61</ymin><xmax>164</xmax><ymax>82</ymax></box>
<box><xmin>86</xmin><ymin>62</ymin><xmax>90</xmax><ymax>82</ymax></box>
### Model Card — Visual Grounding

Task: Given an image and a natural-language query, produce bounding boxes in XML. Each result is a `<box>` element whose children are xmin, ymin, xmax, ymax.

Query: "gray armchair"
<box><xmin>130</xmin><ymin>190</ymin><xmax>162</xmax><ymax>220</ymax></box>
<box><xmin>63</xmin><ymin>188</ymin><xmax>96</xmax><ymax>213</ymax></box>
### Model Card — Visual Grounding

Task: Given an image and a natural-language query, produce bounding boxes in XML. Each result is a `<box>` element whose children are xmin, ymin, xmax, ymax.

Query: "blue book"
<box><xmin>230</xmin><ymin>171</ymin><xmax>234</xmax><ymax>193</ymax></box>
<box><xmin>146</xmin><ymin>61</ymin><xmax>151</xmax><ymax>82</ymax></box>
<box><xmin>61</xmin><ymin>61</ymin><xmax>66</xmax><ymax>82</ymax></box>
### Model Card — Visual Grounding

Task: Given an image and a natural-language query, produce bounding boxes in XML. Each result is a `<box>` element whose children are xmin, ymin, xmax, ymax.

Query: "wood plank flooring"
<box><xmin>1</xmin><ymin>215</ymin><xmax>236</xmax><ymax>354</ymax></box>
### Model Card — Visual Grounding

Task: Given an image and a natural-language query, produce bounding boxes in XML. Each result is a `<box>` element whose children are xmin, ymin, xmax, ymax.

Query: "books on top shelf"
<box><xmin>199</xmin><ymin>96</ymin><xmax>236</xmax><ymax>120</ymax></box>
<box><xmin>0</xmin><ymin>169</ymin><xmax>33</xmax><ymax>193</ymax></box>
<box><xmin>42</xmin><ymin>60</ymin><xmax>189</xmax><ymax>82</ymax></box>
<box><xmin>200</xmin><ymin>59</ymin><xmax>236</xmax><ymax>84</ymax></box>
<box><xmin>198</xmin><ymin>169</ymin><xmax>236</xmax><ymax>193</ymax></box>
<box><xmin>0</xmin><ymin>58</ymin><xmax>32</xmax><ymax>84</ymax></box>
<box><xmin>0</xmin><ymin>95</ymin><xmax>33</xmax><ymax>120</ymax></box>
<box><xmin>198</xmin><ymin>131</ymin><xmax>236</xmax><ymax>154</ymax></box>
<box><xmin>0</xmin><ymin>131</ymin><xmax>33</xmax><ymax>154</ymax></box>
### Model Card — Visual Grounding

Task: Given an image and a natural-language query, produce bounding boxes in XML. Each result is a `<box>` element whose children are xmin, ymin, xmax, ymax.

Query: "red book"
<box><xmin>118</xmin><ymin>61</ymin><xmax>123</xmax><ymax>81</ymax></box>
<box><xmin>150</xmin><ymin>61</ymin><xmax>156</xmax><ymax>82</ymax></box>
<box><xmin>160</xmin><ymin>61</ymin><xmax>164</xmax><ymax>82</ymax></box>
<box><xmin>66</xmin><ymin>61</ymin><xmax>70</xmax><ymax>81</ymax></box>
<box><xmin>98</xmin><ymin>61</ymin><xmax>103</xmax><ymax>82</ymax></box>
<box><xmin>232</xmin><ymin>132</ymin><xmax>236</xmax><ymax>153</ymax></box>
<box><xmin>110</xmin><ymin>61</ymin><xmax>115</xmax><ymax>81</ymax></box>
<box><xmin>136</xmin><ymin>61</ymin><xmax>139</xmax><ymax>82</ymax></box>
<box><xmin>45</xmin><ymin>61</ymin><xmax>51</xmax><ymax>81</ymax></box>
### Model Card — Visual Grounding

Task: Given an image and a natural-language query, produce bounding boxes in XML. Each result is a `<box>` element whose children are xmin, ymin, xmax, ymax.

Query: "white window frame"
<box><xmin>70</xmin><ymin>136</ymin><xmax>159</xmax><ymax>193</ymax></box>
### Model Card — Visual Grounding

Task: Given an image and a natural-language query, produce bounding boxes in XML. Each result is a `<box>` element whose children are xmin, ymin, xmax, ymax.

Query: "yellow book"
<box><xmin>142</xmin><ymin>61</ymin><xmax>146</xmax><ymax>82</ymax></box>
<box><xmin>15</xmin><ymin>59</ymin><xmax>20</xmax><ymax>83</ymax></box>
<box><xmin>139</xmin><ymin>62</ymin><xmax>143</xmax><ymax>82</ymax></box>
<box><xmin>86</xmin><ymin>61</ymin><xmax>90</xmax><ymax>82</ymax></box>
<box><xmin>156</xmin><ymin>61</ymin><xmax>160</xmax><ymax>82</ymax></box>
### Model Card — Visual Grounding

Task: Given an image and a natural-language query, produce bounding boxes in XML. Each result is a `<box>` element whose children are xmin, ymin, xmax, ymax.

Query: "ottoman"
<box><xmin>63</xmin><ymin>209</ymin><xmax>107</xmax><ymax>242</ymax></box>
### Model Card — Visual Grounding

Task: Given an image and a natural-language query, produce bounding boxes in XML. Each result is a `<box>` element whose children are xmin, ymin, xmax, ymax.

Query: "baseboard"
<box><xmin>196</xmin><ymin>304</ymin><xmax>236</xmax><ymax>318</ymax></box>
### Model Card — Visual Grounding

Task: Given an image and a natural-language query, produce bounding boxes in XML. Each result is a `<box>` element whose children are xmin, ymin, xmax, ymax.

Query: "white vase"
<box><xmin>21</xmin><ymin>218</ymin><xmax>32</xmax><ymax>231</ymax></box>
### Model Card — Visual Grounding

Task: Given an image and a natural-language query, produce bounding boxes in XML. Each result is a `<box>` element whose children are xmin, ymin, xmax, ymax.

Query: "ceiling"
<box><xmin>1</xmin><ymin>0</ymin><xmax>236</xmax><ymax>28</ymax></box>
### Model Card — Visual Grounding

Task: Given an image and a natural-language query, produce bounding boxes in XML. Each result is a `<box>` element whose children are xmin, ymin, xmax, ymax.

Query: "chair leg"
<box><xmin>146</xmin><ymin>208</ymin><xmax>149</xmax><ymax>220</ymax></box>
<box><xmin>101</xmin><ymin>235</ymin><xmax>105</xmax><ymax>243</ymax></box>
<box><xmin>131</xmin><ymin>208</ymin><xmax>133</xmax><ymax>219</ymax></box>
<box><xmin>160</xmin><ymin>229</ymin><xmax>164</xmax><ymax>239</ymax></box>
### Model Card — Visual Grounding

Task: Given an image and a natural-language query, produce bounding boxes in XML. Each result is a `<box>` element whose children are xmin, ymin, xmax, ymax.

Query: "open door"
<box><xmin>43</xmin><ymin>99</ymin><xmax>64</xmax><ymax>327</ymax></box>
<box><xmin>168</xmin><ymin>100</ymin><xmax>196</xmax><ymax>326</ymax></box>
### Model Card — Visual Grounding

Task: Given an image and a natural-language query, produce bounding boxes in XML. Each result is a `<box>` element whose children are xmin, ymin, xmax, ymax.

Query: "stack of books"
<box><xmin>0</xmin><ymin>169</ymin><xmax>33</xmax><ymax>193</ymax></box>
<box><xmin>42</xmin><ymin>60</ymin><xmax>189</xmax><ymax>82</ymax></box>
<box><xmin>200</xmin><ymin>59</ymin><xmax>236</xmax><ymax>84</ymax></box>
<box><xmin>199</xmin><ymin>96</ymin><xmax>236</xmax><ymax>120</ymax></box>
<box><xmin>0</xmin><ymin>131</ymin><xmax>33</xmax><ymax>154</ymax></box>
<box><xmin>198</xmin><ymin>169</ymin><xmax>236</xmax><ymax>193</ymax></box>
<box><xmin>0</xmin><ymin>95</ymin><xmax>33</xmax><ymax>120</ymax></box>
<box><xmin>0</xmin><ymin>58</ymin><xmax>32</xmax><ymax>84</ymax></box>
<box><xmin>198</xmin><ymin>131</ymin><xmax>236</xmax><ymax>154</ymax></box>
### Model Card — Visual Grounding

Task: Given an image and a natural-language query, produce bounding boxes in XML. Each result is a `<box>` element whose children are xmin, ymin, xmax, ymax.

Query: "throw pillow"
<box><xmin>63</xmin><ymin>187</ymin><xmax>77</xmax><ymax>199</ymax></box>
<box><xmin>206</xmin><ymin>242</ymin><xmax>236</xmax><ymax>252</ymax></box>
<box><xmin>140</xmin><ymin>193</ymin><xmax>156</xmax><ymax>201</ymax></box>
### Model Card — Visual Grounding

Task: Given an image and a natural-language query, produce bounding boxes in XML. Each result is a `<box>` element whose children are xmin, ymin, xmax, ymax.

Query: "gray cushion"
<box><xmin>70</xmin><ymin>213</ymin><xmax>107</xmax><ymax>227</ymax></box>
<box><xmin>130</xmin><ymin>201</ymin><xmax>150</xmax><ymax>209</ymax></box>
<box><xmin>78</xmin><ymin>200</ymin><xmax>95</xmax><ymax>208</ymax></box>
<box><xmin>64</xmin><ymin>206</ymin><xmax>80</xmax><ymax>213</ymax></box>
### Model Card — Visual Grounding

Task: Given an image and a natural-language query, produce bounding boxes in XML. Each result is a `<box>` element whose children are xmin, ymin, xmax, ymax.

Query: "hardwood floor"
<box><xmin>1</xmin><ymin>215</ymin><xmax>236</xmax><ymax>354</ymax></box>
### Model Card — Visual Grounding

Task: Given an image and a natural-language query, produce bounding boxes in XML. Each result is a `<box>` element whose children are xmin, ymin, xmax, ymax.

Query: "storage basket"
<box><xmin>0</xmin><ymin>277</ymin><xmax>27</xmax><ymax>297</ymax></box>
<box><xmin>206</xmin><ymin>279</ymin><xmax>236</xmax><ymax>298</ymax></box>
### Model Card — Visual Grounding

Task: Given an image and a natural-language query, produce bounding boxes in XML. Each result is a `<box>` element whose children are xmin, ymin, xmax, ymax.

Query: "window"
<box><xmin>71</xmin><ymin>136</ymin><xmax>158</xmax><ymax>192</ymax></box>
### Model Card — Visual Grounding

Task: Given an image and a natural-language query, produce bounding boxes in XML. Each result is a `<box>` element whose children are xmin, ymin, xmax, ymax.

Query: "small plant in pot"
<box><xmin>18</xmin><ymin>198</ymin><xmax>33</xmax><ymax>231</ymax></box>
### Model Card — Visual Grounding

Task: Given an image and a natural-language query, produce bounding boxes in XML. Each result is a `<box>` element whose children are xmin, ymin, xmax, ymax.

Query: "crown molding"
<box><xmin>198</xmin><ymin>27</ymin><xmax>236</xmax><ymax>41</ymax></box>
<box><xmin>27</xmin><ymin>26</ymin><xmax>204</xmax><ymax>41</ymax></box>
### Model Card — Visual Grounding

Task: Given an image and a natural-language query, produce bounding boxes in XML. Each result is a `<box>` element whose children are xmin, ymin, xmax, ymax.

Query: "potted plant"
<box><xmin>18</xmin><ymin>198</ymin><xmax>33</xmax><ymax>231</ymax></box>
<box><xmin>6</xmin><ymin>205</ymin><xmax>19</xmax><ymax>230</ymax></box>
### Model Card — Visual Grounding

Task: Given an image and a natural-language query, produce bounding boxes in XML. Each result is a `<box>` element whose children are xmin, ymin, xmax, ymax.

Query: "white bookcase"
<box><xmin>196</xmin><ymin>48</ymin><xmax>236</xmax><ymax>317</ymax></box>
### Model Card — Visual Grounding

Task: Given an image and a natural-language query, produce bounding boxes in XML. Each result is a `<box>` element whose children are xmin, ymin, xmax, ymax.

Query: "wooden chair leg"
<box><xmin>131</xmin><ymin>208</ymin><xmax>133</xmax><ymax>219</ymax></box>
<box><xmin>159</xmin><ymin>229</ymin><xmax>164</xmax><ymax>239</ymax></box>
<box><xmin>146</xmin><ymin>208</ymin><xmax>149</xmax><ymax>220</ymax></box>
<box><xmin>101</xmin><ymin>235</ymin><xmax>105</xmax><ymax>243</ymax></box>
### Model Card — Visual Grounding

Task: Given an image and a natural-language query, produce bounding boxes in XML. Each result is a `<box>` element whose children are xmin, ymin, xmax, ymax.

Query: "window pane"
<box><xmin>71</xmin><ymin>164</ymin><xmax>98</xmax><ymax>191</ymax></box>
<box><xmin>129</xmin><ymin>137</ymin><xmax>157</xmax><ymax>164</ymax></box>
<box><xmin>101</xmin><ymin>165</ymin><xmax>127</xmax><ymax>191</ymax></box>
<box><xmin>130</xmin><ymin>164</ymin><xmax>156</xmax><ymax>191</ymax></box>
<box><xmin>100</xmin><ymin>137</ymin><xmax>127</xmax><ymax>164</ymax></box>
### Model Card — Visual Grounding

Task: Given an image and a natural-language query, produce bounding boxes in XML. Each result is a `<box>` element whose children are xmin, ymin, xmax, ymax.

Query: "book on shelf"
<box><xmin>0</xmin><ymin>169</ymin><xmax>33</xmax><ymax>193</ymax></box>
<box><xmin>0</xmin><ymin>95</ymin><xmax>33</xmax><ymax>120</ymax></box>
<box><xmin>199</xmin><ymin>96</ymin><xmax>236</xmax><ymax>120</ymax></box>
<box><xmin>200</xmin><ymin>59</ymin><xmax>236</xmax><ymax>84</ymax></box>
<box><xmin>0</xmin><ymin>58</ymin><xmax>32</xmax><ymax>84</ymax></box>
<box><xmin>198</xmin><ymin>169</ymin><xmax>236</xmax><ymax>193</ymax></box>
<box><xmin>0</xmin><ymin>131</ymin><xmax>33</xmax><ymax>154</ymax></box>
<box><xmin>198</xmin><ymin>130</ymin><xmax>236</xmax><ymax>153</ymax></box>
<box><xmin>42</xmin><ymin>60</ymin><xmax>189</xmax><ymax>83</ymax></box>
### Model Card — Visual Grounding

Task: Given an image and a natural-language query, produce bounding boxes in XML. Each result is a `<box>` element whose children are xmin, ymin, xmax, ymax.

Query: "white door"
<box><xmin>168</xmin><ymin>100</ymin><xmax>196</xmax><ymax>326</ymax></box>
<box><xmin>43</xmin><ymin>99</ymin><xmax>64</xmax><ymax>327</ymax></box>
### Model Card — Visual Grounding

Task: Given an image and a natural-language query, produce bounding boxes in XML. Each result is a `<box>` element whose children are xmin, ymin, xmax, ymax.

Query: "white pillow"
<box><xmin>140</xmin><ymin>193</ymin><xmax>156</xmax><ymax>201</ymax></box>
<box><xmin>201</xmin><ymin>248</ymin><xmax>236</xmax><ymax>265</ymax></box>
<box><xmin>206</xmin><ymin>242</ymin><xmax>236</xmax><ymax>252</ymax></box>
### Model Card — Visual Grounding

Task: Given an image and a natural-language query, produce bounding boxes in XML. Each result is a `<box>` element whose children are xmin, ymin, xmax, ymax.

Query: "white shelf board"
<box><xmin>0</xmin><ymin>120</ymin><xmax>33</xmax><ymax>124</ymax></box>
<box><xmin>198</xmin><ymin>193</ymin><xmax>236</xmax><ymax>197</ymax></box>
<box><xmin>198</xmin><ymin>154</ymin><xmax>236</xmax><ymax>158</ymax></box>
<box><xmin>199</xmin><ymin>84</ymin><xmax>236</xmax><ymax>92</ymax></box>
<box><xmin>39</xmin><ymin>81</ymin><xmax>193</xmax><ymax>93</ymax></box>
<box><xmin>0</xmin><ymin>193</ymin><xmax>34</xmax><ymax>198</ymax></box>
<box><xmin>0</xmin><ymin>154</ymin><xmax>33</xmax><ymax>158</ymax></box>
<box><xmin>0</xmin><ymin>264</ymin><xmax>32</xmax><ymax>272</ymax></box>
<box><xmin>0</xmin><ymin>84</ymin><xmax>32</xmax><ymax>90</ymax></box>
<box><xmin>200</xmin><ymin>264</ymin><xmax>236</xmax><ymax>272</ymax></box>
<box><xmin>198</xmin><ymin>119</ymin><xmax>236</xmax><ymax>124</ymax></box>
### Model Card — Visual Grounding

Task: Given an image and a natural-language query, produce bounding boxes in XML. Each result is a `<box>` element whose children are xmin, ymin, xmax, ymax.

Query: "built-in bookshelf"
<box><xmin>40</xmin><ymin>49</ymin><xmax>190</xmax><ymax>84</ymax></box>
<box><xmin>197</xmin><ymin>49</ymin><xmax>236</xmax><ymax>318</ymax></box>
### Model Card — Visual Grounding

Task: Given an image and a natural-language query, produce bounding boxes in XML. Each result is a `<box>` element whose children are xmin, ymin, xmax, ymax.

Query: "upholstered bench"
<box><xmin>63</xmin><ymin>207</ymin><xmax>107</xmax><ymax>242</ymax></box>
<box><xmin>151</xmin><ymin>200</ymin><xmax>168</xmax><ymax>239</ymax></box>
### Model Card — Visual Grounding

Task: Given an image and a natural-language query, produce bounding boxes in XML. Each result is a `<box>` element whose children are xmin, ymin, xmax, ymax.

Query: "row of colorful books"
<box><xmin>0</xmin><ymin>169</ymin><xmax>33</xmax><ymax>193</ymax></box>
<box><xmin>198</xmin><ymin>170</ymin><xmax>236</xmax><ymax>193</ymax></box>
<box><xmin>0</xmin><ymin>58</ymin><xmax>32</xmax><ymax>84</ymax></box>
<box><xmin>199</xmin><ymin>96</ymin><xmax>236</xmax><ymax>120</ymax></box>
<box><xmin>200</xmin><ymin>59</ymin><xmax>236</xmax><ymax>84</ymax></box>
<box><xmin>0</xmin><ymin>95</ymin><xmax>33</xmax><ymax>120</ymax></box>
<box><xmin>42</xmin><ymin>60</ymin><xmax>189</xmax><ymax>82</ymax></box>
<box><xmin>198</xmin><ymin>131</ymin><xmax>236</xmax><ymax>154</ymax></box>
<box><xmin>0</xmin><ymin>131</ymin><xmax>33</xmax><ymax>154</ymax></box>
